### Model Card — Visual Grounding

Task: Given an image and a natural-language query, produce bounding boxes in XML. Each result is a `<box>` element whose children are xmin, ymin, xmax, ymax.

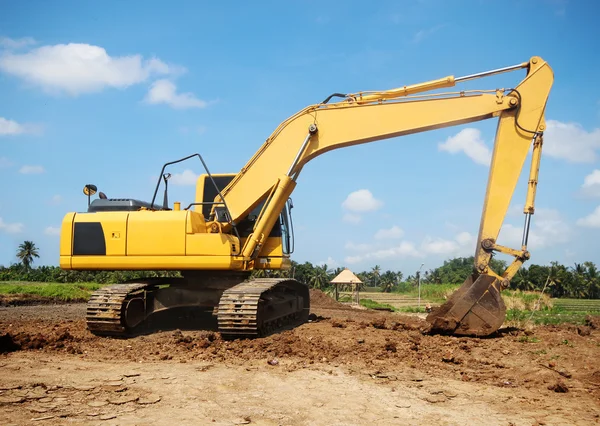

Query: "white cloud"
<box><xmin>316</xmin><ymin>256</ymin><xmax>338</xmax><ymax>269</ymax></box>
<box><xmin>544</xmin><ymin>120</ymin><xmax>600</xmax><ymax>163</ymax></box>
<box><xmin>19</xmin><ymin>165</ymin><xmax>45</xmax><ymax>174</ymax></box>
<box><xmin>581</xmin><ymin>169</ymin><xmax>600</xmax><ymax>197</ymax></box>
<box><xmin>374</xmin><ymin>225</ymin><xmax>404</xmax><ymax>240</ymax></box>
<box><xmin>0</xmin><ymin>117</ymin><xmax>24</xmax><ymax>135</ymax></box>
<box><xmin>420</xmin><ymin>231</ymin><xmax>475</xmax><ymax>256</ymax></box>
<box><xmin>576</xmin><ymin>206</ymin><xmax>600</xmax><ymax>228</ymax></box>
<box><xmin>0</xmin><ymin>43</ymin><xmax>179</xmax><ymax>96</ymax></box>
<box><xmin>144</xmin><ymin>79</ymin><xmax>206</xmax><ymax>109</ymax></box>
<box><xmin>341</xmin><ymin>189</ymin><xmax>383</xmax><ymax>212</ymax></box>
<box><xmin>412</xmin><ymin>24</ymin><xmax>446</xmax><ymax>43</ymax></box>
<box><xmin>44</xmin><ymin>226</ymin><xmax>61</xmax><ymax>236</ymax></box>
<box><xmin>0</xmin><ymin>217</ymin><xmax>24</xmax><ymax>234</ymax></box>
<box><xmin>0</xmin><ymin>36</ymin><xmax>36</xmax><ymax>50</ymax></box>
<box><xmin>169</xmin><ymin>169</ymin><xmax>198</xmax><ymax>186</ymax></box>
<box><xmin>342</xmin><ymin>213</ymin><xmax>361</xmax><ymax>224</ymax></box>
<box><xmin>455</xmin><ymin>231</ymin><xmax>474</xmax><ymax>246</ymax></box>
<box><xmin>343</xmin><ymin>230</ymin><xmax>476</xmax><ymax>266</ymax></box>
<box><xmin>421</xmin><ymin>237</ymin><xmax>459</xmax><ymax>255</ymax></box>
<box><xmin>344</xmin><ymin>255</ymin><xmax>363</xmax><ymax>265</ymax></box>
<box><xmin>530</xmin><ymin>208</ymin><xmax>570</xmax><ymax>244</ymax></box>
<box><xmin>0</xmin><ymin>117</ymin><xmax>40</xmax><ymax>136</ymax></box>
<box><xmin>0</xmin><ymin>157</ymin><xmax>12</xmax><ymax>168</ymax></box>
<box><xmin>347</xmin><ymin>241</ymin><xmax>422</xmax><ymax>264</ymax></box>
<box><xmin>438</xmin><ymin>128</ymin><xmax>491</xmax><ymax>166</ymax></box>
<box><xmin>500</xmin><ymin>208</ymin><xmax>570</xmax><ymax>249</ymax></box>
<box><xmin>507</xmin><ymin>203</ymin><xmax>525</xmax><ymax>217</ymax></box>
<box><xmin>344</xmin><ymin>241</ymin><xmax>372</xmax><ymax>251</ymax></box>
<box><xmin>344</xmin><ymin>242</ymin><xmax>422</xmax><ymax>264</ymax></box>
<box><xmin>49</xmin><ymin>195</ymin><xmax>63</xmax><ymax>205</ymax></box>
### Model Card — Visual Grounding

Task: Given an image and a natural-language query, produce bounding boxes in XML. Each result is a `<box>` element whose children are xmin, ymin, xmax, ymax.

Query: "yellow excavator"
<box><xmin>59</xmin><ymin>56</ymin><xmax>553</xmax><ymax>338</ymax></box>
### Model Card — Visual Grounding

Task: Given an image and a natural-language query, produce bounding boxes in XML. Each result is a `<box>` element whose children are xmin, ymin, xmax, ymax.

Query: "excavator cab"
<box><xmin>195</xmin><ymin>173</ymin><xmax>295</xmax><ymax>267</ymax></box>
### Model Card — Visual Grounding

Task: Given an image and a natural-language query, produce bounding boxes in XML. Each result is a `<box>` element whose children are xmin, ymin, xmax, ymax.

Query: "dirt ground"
<box><xmin>1</xmin><ymin>290</ymin><xmax>599</xmax><ymax>425</ymax></box>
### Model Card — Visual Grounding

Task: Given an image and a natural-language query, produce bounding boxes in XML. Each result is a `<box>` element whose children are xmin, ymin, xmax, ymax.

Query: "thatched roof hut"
<box><xmin>330</xmin><ymin>268</ymin><xmax>362</xmax><ymax>303</ymax></box>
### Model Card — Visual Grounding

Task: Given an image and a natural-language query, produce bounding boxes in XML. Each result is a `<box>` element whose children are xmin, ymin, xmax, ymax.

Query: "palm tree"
<box><xmin>514</xmin><ymin>268</ymin><xmax>536</xmax><ymax>291</ymax></box>
<box><xmin>379</xmin><ymin>270</ymin><xmax>397</xmax><ymax>293</ymax></box>
<box><xmin>370</xmin><ymin>265</ymin><xmax>381</xmax><ymax>287</ymax></box>
<box><xmin>584</xmin><ymin>262</ymin><xmax>599</xmax><ymax>299</ymax></box>
<box><xmin>308</xmin><ymin>264</ymin><xmax>332</xmax><ymax>290</ymax></box>
<box><xmin>17</xmin><ymin>241</ymin><xmax>40</xmax><ymax>270</ymax></box>
<box><xmin>426</xmin><ymin>269</ymin><xmax>443</xmax><ymax>284</ymax></box>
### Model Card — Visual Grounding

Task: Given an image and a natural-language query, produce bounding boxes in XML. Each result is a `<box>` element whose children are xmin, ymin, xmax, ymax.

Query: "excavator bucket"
<box><xmin>426</xmin><ymin>273</ymin><xmax>506</xmax><ymax>337</ymax></box>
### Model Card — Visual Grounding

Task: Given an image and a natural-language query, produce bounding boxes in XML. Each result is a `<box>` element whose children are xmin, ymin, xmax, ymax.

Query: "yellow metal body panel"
<box><xmin>60</xmin><ymin>208</ymin><xmax>245</xmax><ymax>270</ymax></box>
<box><xmin>78</xmin><ymin>212</ymin><xmax>129</xmax><ymax>256</ymax></box>
<box><xmin>60</xmin><ymin>213</ymin><xmax>75</xmax><ymax>261</ymax></box>
<box><xmin>244</xmin><ymin>236</ymin><xmax>291</xmax><ymax>270</ymax></box>
<box><xmin>186</xmin><ymin>210</ymin><xmax>206</xmax><ymax>234</ymax></box>
<box><xmin>127</xmin><ymin>211</ymin><xmax>188</xmax><ymax>256</ymax></box>
<box><xmin>258</xmin><ymin>236</ymin><xmax>284</xmax><ymax>258</ymax></box>
<box><xmin>186</xmin><ymin>233</ymin><xmax>239</xmax><ymax>256</ymax></box>
<box><xmin>65</xmin><ymin>255</ymin><xmax>243</xmax><ymax>270</ymax></box>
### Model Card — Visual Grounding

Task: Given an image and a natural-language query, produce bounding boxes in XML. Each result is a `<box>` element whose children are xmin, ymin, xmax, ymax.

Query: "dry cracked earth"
<box><xmin>1</xmin><ymin>290</ymin><xmax>599</xmax><ymax>425</ymax></box>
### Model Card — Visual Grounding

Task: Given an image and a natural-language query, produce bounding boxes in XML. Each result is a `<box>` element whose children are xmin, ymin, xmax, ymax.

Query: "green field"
<box><xmin>553</xmin><ymin>298</ymin><xmax>600</xmax><ymax>312</ymax></box>
<box><xmin>340</xmin><ymin>286</ymin><xmax>600</xmax><ymax>326</ymax></box>
<box><xmin>0</xmin><ymin>281</ymin><xmax>106</xmax><ymax>302</ymax></box>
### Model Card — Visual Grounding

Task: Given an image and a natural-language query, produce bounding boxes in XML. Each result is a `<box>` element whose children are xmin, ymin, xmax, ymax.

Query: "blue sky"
<box><xmin>1</xmin><ymin>0</ymin><xmax>599</xmax><ymax>277</ymax></box>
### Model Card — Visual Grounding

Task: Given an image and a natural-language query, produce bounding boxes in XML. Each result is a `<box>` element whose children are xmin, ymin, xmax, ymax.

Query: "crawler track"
<box><xmin>85</xmin><ymin>278</ymin><xmax>310</xmax><ymax>339</ymax></box>
<box><xmin>86</xmin><ymin>282</ymin><xmax>151</xmax><ymax>337</ymax></box>
<box><xmin>218</xmin><ymin>278</ymin><xmax>310</xmax><ymax>339</ymax></box>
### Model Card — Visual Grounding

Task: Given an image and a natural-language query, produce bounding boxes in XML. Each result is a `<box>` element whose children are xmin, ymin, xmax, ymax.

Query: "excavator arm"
<box><xmin>214</xmin><ymin>56</ymin><xmax>553</xmax><ymax>336</ymax></box>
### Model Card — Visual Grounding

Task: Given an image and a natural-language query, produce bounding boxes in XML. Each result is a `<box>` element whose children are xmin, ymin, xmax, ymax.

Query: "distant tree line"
<box><xmin>0</xmin><ymin>263</ymin><xmax>181</xmax><ymax>284</ymax></box>
<box><xmin>254</xmin><ymin>256</ymin><xmax>599</xmax><ymax>300</ymax></box>
<box><xmin>417</xmin><ymin>257</ymin><xmax>599</xmax><ymax>299</ymax></box>
<box><xmin>2</xmin><ymin>241</ymin><xmax>598</xmax><ymax>299</ymax></box>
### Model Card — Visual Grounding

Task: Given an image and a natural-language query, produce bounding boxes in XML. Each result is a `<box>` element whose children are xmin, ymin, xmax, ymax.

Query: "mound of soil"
<box><xmin>309</xmin><ymin>289</ymin><xmax>351</xmax><ymax>310</ymax></box>
<box><xmin>0</xmin><ymin>328</ymin><xmax>82</xmax><ymax>354</ymax></box>
<box><xmin>585</xmin><ymin>314</ymin><xmax>599</xmax><ymax>329</ymax></box>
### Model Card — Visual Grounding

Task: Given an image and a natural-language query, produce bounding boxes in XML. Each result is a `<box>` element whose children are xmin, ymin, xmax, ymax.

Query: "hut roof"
<box><xmin>330</xmin><ymin>268</ymin><xmax>362</xmax><ymax>284</ymax></box>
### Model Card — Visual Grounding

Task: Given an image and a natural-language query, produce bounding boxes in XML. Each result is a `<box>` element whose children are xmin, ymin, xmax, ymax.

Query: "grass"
<box><xmin>395</xmin><ymin>283</ymin><xmax>459</xmax><ymax>302</ymax></box>
<box><xmin>359</xmin><ymin>298</ymin><xmax>397</xmax><ymax>311</ymax></box>
<box><xmin>0</xmin><ymin>282</ymin><xmax>105</xmax><ymax>301</ymax></box>
<box><xmin>505</xmin><ymin>307</ymin><xmax>590</xmax><ymax>326</ymax></box>
<box><xmin>553</xmin><ymin>298</ymin><xmax>600</xmax><ymax>312</ymax></box>
<box><xmin>502</xmin><ymin>290</ymin><xmax>553</xmax><ymax>311</ymax></box>
<box><xmin>518</xmin><ymin>335</ymin><xmax>541</xmax><ymax>343</ymax></box>
<box><xmin>376</xmin><ymin>282</ymin><xmax>599</xmax><ymax>327</ymax></box>
<box><xmin>396</xmin><ymin>306</ymin><xmax>428</xmax><ymax>313</ymax></box>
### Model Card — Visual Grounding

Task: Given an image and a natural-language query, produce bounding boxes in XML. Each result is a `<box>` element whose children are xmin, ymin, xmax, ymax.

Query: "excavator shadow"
<box><xmin>116</xmin><ymin>307</ymin><xmax>219</xmax><ymax>339</ymax></box>
<box><xmin>424</xmin><ymin>324</ymin><xmax>524</xmax><ymax>340</ymax></box>
<box><xmin>96</xmin><ymin>307</ymin><xmax>314</xmax><ymax>340</ymax></box>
